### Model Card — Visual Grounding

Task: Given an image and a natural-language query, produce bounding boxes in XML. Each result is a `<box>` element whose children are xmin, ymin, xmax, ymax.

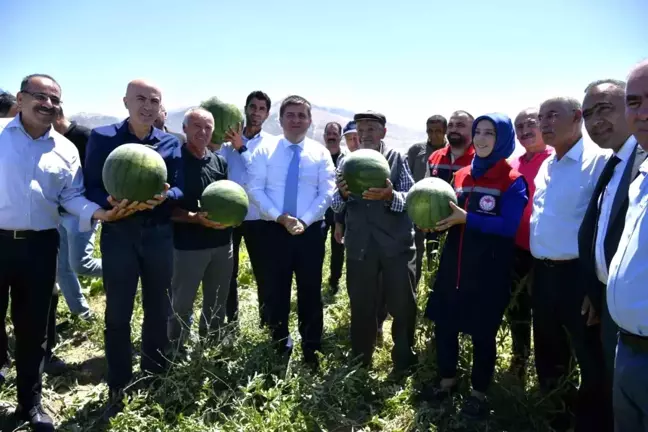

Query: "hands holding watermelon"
<box><xmin>362</xmin><ymin>179</ymin><xmax>394</xmax><ymax>201</ymax></box>
<box><xmin>417</xmin><ymin>201</ymin><xmax>467</xmax><ymax>233</ymax></box>
<box><xmin>107</xmin><ymin>183</ymin><xmax>170</xmax><ymax>212</ymax></box>
<box><xmin>224</xmin><ymin>123</ymin><xmax>244</xmax><ymax>150</ymax></box>
<box><xmin>194</xmin><ymin>212</ymin><xmax>230</xmax><ymax>230</ymax></box>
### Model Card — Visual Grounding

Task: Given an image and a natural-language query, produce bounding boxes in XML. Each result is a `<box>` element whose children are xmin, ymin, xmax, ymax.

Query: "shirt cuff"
<box><xmin>267</xmin><ymin>207</ymin><xmax>281</xmax><ymax>222</ymax></box>
<box><xmin>389</xmin><ymin>191</ymin><xmax>406</xmax><ymax>212</ymax></box>
<box><xmin>300</xmin><ymin>212</ymin><xmax>315</xmax><ymax>227</ymax></box>
<box><xmin>79</xmin><ymin>203</ymin><xmax>101</xmax><ymax>232</ymax></box>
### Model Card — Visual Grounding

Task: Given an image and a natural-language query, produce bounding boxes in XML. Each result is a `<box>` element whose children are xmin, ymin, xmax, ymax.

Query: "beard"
<box><xmin>447</xmin><ymin>132</ymin><xmax>466</xmax><ymax>148</ymax></box>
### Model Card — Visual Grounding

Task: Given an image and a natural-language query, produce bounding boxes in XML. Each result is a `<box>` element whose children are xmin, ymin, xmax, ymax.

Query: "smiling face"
<box><xmin>17</xmin><ymin>76</ymin><xmax>61</xmax><ymax>129</ymax></box>
<box><xmin>583</xmin><ymin>83</ymin><xmax>629</xmax><ymax>151</ymax></box>
<box><xmin>357</xmin><ymin>119</ymin><xmax>386</xmax><ymax>150</ymax></box>
<box><xmin>183</xmin><ymin>110</ymin><xmax>214</xmax><ymax>149</ymax></box>
<box><xmin>123</xmin><ymin>80</ymin><xmax>162</xmax><ymax>128</ymax></box>
<box><xmin>279</xmin><ymin>103</ymin><xmax>311</xmax><ymax>142</ymax></box>
<box><xmin>473</xmin><ymin>119</ymin><xmax>496</xmax><ymax>158</ymax></box>
<box><xmin>515</xmin><ymin>109</ymin><xmax>545</xmax><ymax>153</ymax></box>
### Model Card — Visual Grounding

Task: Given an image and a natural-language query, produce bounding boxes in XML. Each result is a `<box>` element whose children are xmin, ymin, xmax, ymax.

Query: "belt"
<box><xmin>0</xmin><ymin>228</ymin><xmax>56</xmax><ymax>240</ymax></box>
<box><xmin>620</xmin><ymin>330</ymin><xmax>648</xmax><ymax>353</ymax></box>
<box><xmin>534</xmin><ymin>258</ymin><xmax>578</xmax><ymax>267</ymax></box>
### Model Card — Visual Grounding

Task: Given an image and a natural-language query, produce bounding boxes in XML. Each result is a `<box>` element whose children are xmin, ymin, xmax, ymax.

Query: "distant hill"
<box><xmin>70</xmin><ymin>99</ymin><xmax>426</xmax><ymax>151</ymax></box>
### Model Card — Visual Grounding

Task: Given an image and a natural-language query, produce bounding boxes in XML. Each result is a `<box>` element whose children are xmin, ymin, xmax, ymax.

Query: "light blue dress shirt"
<box><xmin>530</xmin><ymin>137</ymin><xmax>610</xmax><ymax>260</ymax></box>
<box><xmin>607</xmin><ymin>157</ymin><xmax>648</xmax><ymax>336</ymax></box>
<box><xmin>0</xmin><ymin>116</ymin><xmax>99</xmax><ymax>232</ymax></box>
<box><xmin>219</xmin><ymin>130</ymin><xmax>273</xmax><ymax>221</ymax></box>
<box><xmin>246</xmin><ymin>135</ymin><xmax>336</xmax><ymax>227</ymax></box>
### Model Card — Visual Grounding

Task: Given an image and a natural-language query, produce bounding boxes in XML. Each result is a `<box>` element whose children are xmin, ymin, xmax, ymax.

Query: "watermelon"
<box><xmin>199</xmin><ymin>96</ymin><xmax>244</xmax><ymax>145</ymax></box>
<box><xmin>406</xmin><ymin>177</ymin><xmax>458</xmax><ymax>229</ymax></box>
<box><xmin>200</xmin><ymin>180</ymin><xmax>249</xmax><ymax>226</ymax></box>
<box><xmin>341</xmin><ymin>149</ymin><xmax>391</xmax><ymax>195</ymax></box>
<box><xmin>102</xmin><ymin>143</ymin><xmax>168</xmax><ymax>202</ymax></box>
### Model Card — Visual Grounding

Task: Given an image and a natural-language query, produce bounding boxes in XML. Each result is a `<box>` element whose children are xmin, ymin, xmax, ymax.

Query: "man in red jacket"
<box><xmin>508</xmin><ymin>107</ymin><xmax>553</xmax><ymax>381</ymax></box>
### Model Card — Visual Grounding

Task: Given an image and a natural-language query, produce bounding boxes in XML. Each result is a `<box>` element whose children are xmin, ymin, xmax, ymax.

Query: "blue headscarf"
<box><xmin>470</xmin><ymin>113</ymin><xmax>515</xmax><ymax>179</ymax></box>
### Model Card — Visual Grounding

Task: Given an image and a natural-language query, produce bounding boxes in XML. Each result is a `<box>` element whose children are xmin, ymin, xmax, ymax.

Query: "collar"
<box><xmin>9</xmin><ymin>114</ymin><xmax>53</xmax><ymax>141</ymax></box>
<box><xmin>561</xmin><ymin>137</ymin><xmax>584</xmax><ymax>162</ymax></box>
<box><xmin>118</xmin><ymin>118</ymin><xmax>162</xmax><ymax>143</ymax></box>
<box><xmin>639</xmin><ymin>157</ymin><xmax>648</xmax><ymax>175</ymax></box>
<box><xmin>615</xmin><ymin>135</ymin><xmax>637</xmax><ymax>162</ymax></box>
<box><xmin>281</xmin><ymin>136</ymin><xmax>305</xmax><ymax>149</ymax></box>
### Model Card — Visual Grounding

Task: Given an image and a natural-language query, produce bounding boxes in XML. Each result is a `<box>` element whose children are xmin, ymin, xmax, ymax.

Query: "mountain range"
<box><xmin>69</xmin><ymin>99</ymin><xmax>427</xmax><ymax>151</ymax></box>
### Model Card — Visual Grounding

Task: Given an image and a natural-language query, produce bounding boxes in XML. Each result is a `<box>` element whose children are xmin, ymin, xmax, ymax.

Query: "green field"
<box><xmin>0</xmin><ymin>236</ymin><xmax>568</xmax><ymax>431</ymax></box>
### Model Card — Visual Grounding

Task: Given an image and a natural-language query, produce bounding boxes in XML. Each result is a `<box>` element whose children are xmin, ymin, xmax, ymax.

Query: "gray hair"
<box><xmin>584</xmin><ymin>79</ymin><xmax>626</xmax><ymax>94</ymax></box>
<box><xmin>540</xmin><ymin>96</ymin><xmax>583</xmax><ymax>125</ymax></box>
<box><xmin>183</xmin><ymin>107</ymin><xmax>214</xmax><ymax>126</ymax></box>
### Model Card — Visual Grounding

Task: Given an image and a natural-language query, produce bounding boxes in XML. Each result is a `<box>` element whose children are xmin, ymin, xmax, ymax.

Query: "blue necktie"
<box><xmin>283</xmin><ymin>144</ymin><xmax>302</xmax><ymax>216</ymax></box>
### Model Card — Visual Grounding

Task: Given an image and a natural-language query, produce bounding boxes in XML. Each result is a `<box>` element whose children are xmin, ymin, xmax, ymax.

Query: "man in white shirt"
<box><xmin>529</xmin><ymin>96</ymin><xmax>610</xmax><ymax>431</ymax></box>
<box><xmin>246</xmin><ymin>95</ymin><xmax>336</xmax><ymax>369</ymax></box>
<box><xmin>0</xmin><ymin>74</ymin><xmax>130</xmax><ymax>431</ymax></box>
<box><xmin>607</xmin><ymin>59</ymin><xmax>648</xmax><ymax>432</ymax></box>
<box><xmin>578</xmin><ymin>78</ymin><xmax>646</xmax><ymax>428</ymax></box>
<box><xmin>221</xmin><ymin>91</ymin><xmax>274</xmax><ymax>328</ymax></box>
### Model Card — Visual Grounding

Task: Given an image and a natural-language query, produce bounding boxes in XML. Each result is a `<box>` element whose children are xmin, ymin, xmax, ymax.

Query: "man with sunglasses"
<box><xmin>0</xmin><ymin>74</ymin><xmax>132</xmax><ymax>431</ymax></box>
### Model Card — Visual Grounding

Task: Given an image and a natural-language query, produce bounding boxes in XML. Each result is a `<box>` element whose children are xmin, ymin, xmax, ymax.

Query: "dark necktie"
<box><xmin>594</xmin><ymin>155</ymin><xmax>622</xmax><ymax>219</ymax></box>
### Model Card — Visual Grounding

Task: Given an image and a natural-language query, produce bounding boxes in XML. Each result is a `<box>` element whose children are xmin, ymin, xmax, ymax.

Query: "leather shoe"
<box><xmin>15</xmin><ymin>404</ymin><xmax>55</xmax><ymax>431</ymax></box>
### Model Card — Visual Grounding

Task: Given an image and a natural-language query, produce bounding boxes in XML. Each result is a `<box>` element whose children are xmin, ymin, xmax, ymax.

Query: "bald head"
<box><xmin>583</xmin><ymin>79</ymin><xmax>630</xmax><ymax>151</ymax></box>
<box><xmin>514</xmin><ymin>107</ymin><xmax>545</xmax><ymax>153</ymax></box>
<box><xmin>123</xmin><ymin>79</ymin><xmax>162</xmax><ymax>128</ymax></box>
<box><xmin>626</xmin><ymin>60</ymin><xmax>648</xmax><ymax>149</ymax></box>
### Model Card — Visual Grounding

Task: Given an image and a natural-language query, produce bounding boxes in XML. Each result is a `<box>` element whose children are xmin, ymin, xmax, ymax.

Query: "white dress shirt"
<box><xmin>219</xmin><ymin>130</ymin><xmax>274</xmax><ymax>221</ymax></box>
<box><xmin>607</xmin><ymin>157</ymin><xmax>648</xmax><ymax>336</ymax></box>
<box><xmin>594</xmin><ymin>136</ymin><xmax>637</xmax><ymax>283</ymax></box>
<box><xmin>530</xmin><ymin>137</ymin><xmax>610</xmax><ymax>260</ymax></box>
<box><xmin>0</xmin><ymin>116</ymin><xmax>100</xmax><ymax>232</ymax></box>
<box><xmin>246</xmin><ymin>135</ymin><xmax>336</xmax><ymax>227</ymax></box>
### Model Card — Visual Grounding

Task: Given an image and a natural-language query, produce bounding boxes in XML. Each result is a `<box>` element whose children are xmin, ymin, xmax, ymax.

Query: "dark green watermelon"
<box><xmin>341</xmin><ymin>149</ymin><xmax>391</xmax><ymax>195</ymax></box>
<box><xmin>406</xmin><ymin>177</ymin><xmax>458</xmax><ymax>229</ymax></box>
<box><xmin>200</xmin><ymin>180</ymin><xmax>249</xmax><ymax>226</ymax></box>
<box><xmin>200</xmin><ymin>96</ymin><xmax>244</xmax><ymax>145</ymax></box>
<box><xmin>102</xmin><ymin>143</ymin><xmax>168</xmax><ymax>202</ymax></box>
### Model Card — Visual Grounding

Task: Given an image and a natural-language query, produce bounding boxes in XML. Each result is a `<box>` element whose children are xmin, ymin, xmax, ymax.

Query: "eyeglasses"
<box><xmin>21</xmin><ymin>90</ymin><xmax>62</xmax><ymax>106</ymax></box>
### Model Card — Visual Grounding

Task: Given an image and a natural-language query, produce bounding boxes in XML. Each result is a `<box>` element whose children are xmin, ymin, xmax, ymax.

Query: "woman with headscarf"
<box><xmin>418</xmin><ymin>113</ymin><xmax>528</xmax><ymax>419</ymax></box>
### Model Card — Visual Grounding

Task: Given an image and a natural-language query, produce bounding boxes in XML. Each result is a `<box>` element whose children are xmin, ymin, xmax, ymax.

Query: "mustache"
<box><xmin>521</xmin><ymin>133</ymin><xmax>535</xmax><ymax>140</ymax></box>
<box><xmin>36</xmin><ymin>106</ymin><xmax>56</xmax><ymax>115</ymax></box>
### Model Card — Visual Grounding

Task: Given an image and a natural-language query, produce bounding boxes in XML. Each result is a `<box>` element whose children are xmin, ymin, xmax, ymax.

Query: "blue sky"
<box><xmin>2</xmin><ymin>0</ymin><xmax>647</xmax><ymax>129</ymax></box>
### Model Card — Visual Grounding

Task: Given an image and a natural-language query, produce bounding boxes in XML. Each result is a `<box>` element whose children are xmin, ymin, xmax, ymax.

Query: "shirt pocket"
<box><xmin>35</xmin><ymin>158</ymin><xmax>67</xmax><ymax>202</ymax></box>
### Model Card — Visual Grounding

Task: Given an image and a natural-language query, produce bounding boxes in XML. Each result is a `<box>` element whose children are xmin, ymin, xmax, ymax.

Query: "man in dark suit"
<box><xmin>578</xmin><ymin>78</ymin><xmax>647</xmax><ymax>430</ymax></box>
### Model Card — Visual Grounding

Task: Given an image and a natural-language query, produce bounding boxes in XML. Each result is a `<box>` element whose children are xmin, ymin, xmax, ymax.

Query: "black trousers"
<box><xmin>101</xmin><ymin>220</ymin><xmax>173</xmax><ymax>390</ymax></box>
<box><xmin>531</xmin><ymin>258</ymin><xmax>610</xmax><ymax>432</ymax></box>
<box><xmin>0</xmin><ymin>229</ymin><xmax>59</xmax><ymax>409</ymax></box>
<box><xmin>507</xmin><ymin>247</ymin><xmax>533</xmax><ymax>364</ymax></box>
<box><xmin>322</xmin><ymin>218</ymin><xmax>345</xmax><ymax>285</ymax></box>
<box><xmin>264</xmin><ymin>221</ymin><xmax>326</xmax><ymax>353</ymax></box>
<box><xmin>346</xmin><ymin>240</ymin><xmax>417</xmax><ymax>369</ymax></box>
<box><xmin>227</xmin><ymin>220</ymin><xmax>270</xmax><ymax>325</ymax></box>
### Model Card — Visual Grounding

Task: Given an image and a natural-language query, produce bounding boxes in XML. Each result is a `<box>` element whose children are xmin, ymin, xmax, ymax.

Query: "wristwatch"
<box><xmin>237</xmin><ymin>145</ymin><xmax>248</xmax><ymax>154</ymax></box>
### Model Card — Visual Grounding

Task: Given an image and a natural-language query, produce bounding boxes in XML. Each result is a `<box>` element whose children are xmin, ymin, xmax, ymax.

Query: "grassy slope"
<box><xmin>0</xmin><ymin>237</ymin><xmax>562</xmax><ymax>431</ymax></box>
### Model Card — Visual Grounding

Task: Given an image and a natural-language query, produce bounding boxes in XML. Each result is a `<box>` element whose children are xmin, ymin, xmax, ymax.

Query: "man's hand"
<box><xmin>194</xmin><ymin>212</ymin><xmax>229</xmax><ymax>230</ymax></box>
<box><xmin>334</xmin><ymin>222</ymin><xmax>344</xmax><ymax>244</ymax></box>
<box><xmin>362</xmin><ymin>179</ymin><xmax>394</xmax><ymax>201</ymax></box>
<box><xmin>435</xmin><ymin>201</ymin><xmax>467</xmax><ymax>231</ymax></box>
<box><xmin>581</xmin><ymin>295</ymin><xmax>599</xmax><ymax>326</ymax></box>
<box><xmin>337</xmin><ymin>178</ymin><xmax>350</xmax><ymax>200</ymax></box>
<box><xmin>224</xmin><ymin>122</ymin><xmax>244</xmax><ymax>150</ymax></box>
<box><xmin>93</xmin><ymin>200</ymin><xmax>138</xmax><ymax>223</ymax></box>
<box><xmin>277</xmin><ymin>214</ymin><xmax>305</xmax><ymax>235</ymax></box>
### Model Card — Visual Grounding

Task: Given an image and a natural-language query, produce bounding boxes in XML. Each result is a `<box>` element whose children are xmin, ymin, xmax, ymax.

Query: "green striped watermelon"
<box><xmin>200</xmin><ymin>96</ymin><xmax>244</xmax><ymax>145</ymax></box>
<box><xmin>341</xmin><ymin>149</ymin><xmax>391</xmax><ymax>195</ymax></box>
<box><xmin>102</xmin><ymin>143</ymin><xmax>168</xmax><ymax>202</ymax></box>
<box><xmin>200</xmin><ymin>180</ymin><xmax>249</xmax><ymax>226</ymax></box>
<box><xmin>406</xmin><ymin>177</ymin><xmax>457</xmax><ymax>229</ymax></box>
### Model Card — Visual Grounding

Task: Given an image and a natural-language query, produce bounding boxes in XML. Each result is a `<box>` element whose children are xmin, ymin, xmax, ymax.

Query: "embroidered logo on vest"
<box><xmin>479</xmin><ymin>195</ymin><xmax>496</xmax><ymax>212</ymax></box>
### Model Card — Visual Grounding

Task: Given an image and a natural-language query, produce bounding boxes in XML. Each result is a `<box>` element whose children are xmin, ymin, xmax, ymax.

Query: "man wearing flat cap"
<box><xmin>331</xmin><ymin>111</ymin><xmax>418</xmax><ymax>374</ymax></box>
